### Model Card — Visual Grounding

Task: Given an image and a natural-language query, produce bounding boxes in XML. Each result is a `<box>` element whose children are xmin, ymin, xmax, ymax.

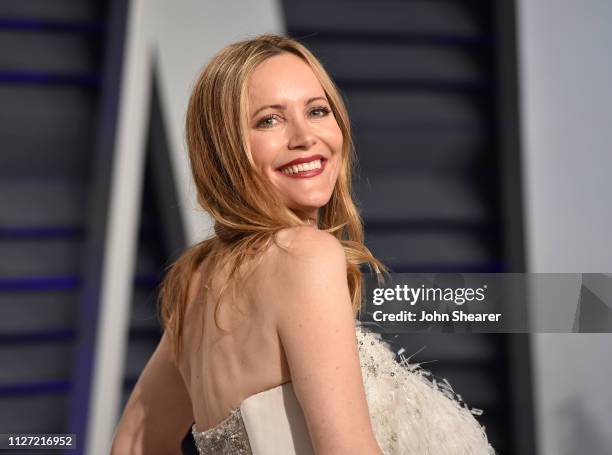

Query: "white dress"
<box><xmin>191</xmin><ymin>323</ymin><xmax>496</xmax><ymax>454</ymax></box>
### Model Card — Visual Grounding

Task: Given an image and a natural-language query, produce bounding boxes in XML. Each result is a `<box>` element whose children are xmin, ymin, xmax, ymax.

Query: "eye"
<box><xmin>256</xmin><ymin>114</ymin><xmax>280</xmax><ymax>129</ymax></box>
<box><xmin>309</xmin><ymin>106</ymin><xmax>331</xmax><ymax>118</ymax></box>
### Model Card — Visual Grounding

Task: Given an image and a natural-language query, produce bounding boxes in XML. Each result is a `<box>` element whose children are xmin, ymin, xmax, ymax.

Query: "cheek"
<box><xmin>323</xmin><ymin>122</ymin><xmax>343</xmax><ymax>156</ymax></box>
<box><xmin>249</xmin><ymin>133</ymin><xmax>282</xmax><ymax>169</ymax></box>
<box><xmin>323</xmin><ymin>124</ymin><xmax>343</xmax><ymax>172</ymax></box>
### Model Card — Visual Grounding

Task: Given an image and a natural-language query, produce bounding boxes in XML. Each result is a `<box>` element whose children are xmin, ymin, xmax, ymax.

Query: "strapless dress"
<box><xmin>191</xmin><ymin>323</ymin><xmax>495</xmax><ymax>454</ymax></box>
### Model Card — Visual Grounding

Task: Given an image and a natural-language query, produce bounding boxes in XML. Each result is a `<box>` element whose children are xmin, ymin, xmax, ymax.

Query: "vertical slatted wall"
<box><xmin>0</xmin><ymin>0</ymin><xmax>107</xmax><ymax>439</ymax></box>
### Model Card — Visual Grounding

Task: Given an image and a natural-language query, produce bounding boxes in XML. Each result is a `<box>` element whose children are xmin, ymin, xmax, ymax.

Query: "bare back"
<box><xmin>175</xmin><ymin>242</ymin><xmax>291</xmax><ymax>432</ymax></box>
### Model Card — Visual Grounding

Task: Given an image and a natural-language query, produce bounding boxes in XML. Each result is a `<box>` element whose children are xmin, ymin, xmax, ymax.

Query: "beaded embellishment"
<box><xmin>191</xmin><ymin>407</ymin><xmax>252</xmax><ymax>454</ymax></box>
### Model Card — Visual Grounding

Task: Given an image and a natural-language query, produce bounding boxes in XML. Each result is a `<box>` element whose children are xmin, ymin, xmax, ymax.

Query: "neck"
<box><xmin>294</xmin><ymin>209</ymin><xmax>319</xmax><ymax>228</ymax></box>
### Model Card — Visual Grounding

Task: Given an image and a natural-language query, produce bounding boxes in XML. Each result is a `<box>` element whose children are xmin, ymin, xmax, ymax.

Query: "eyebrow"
<box><xmin>251</xmin><ymin>96</ymin><xmax>328</xmax><ymax>119</ymax></box>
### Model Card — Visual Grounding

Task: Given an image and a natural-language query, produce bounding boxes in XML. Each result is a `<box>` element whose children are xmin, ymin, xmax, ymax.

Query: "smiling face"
<box><xmin>246</xmin><ymin>53</ymin><xmax>343</xmax><ymax>223</ymax></box>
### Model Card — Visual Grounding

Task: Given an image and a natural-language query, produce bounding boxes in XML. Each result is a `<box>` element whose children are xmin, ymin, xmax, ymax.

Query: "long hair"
<box><xmin>158</xmin><ymin>33</ymin><xmax>387</xmax><ymax>363</ymax></box>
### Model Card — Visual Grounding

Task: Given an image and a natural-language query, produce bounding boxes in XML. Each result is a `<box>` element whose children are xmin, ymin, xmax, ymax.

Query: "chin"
<box><xmin>290</xmin><ymin>195</ymin><xmax>331</xmax><ymax>212</ymax></box>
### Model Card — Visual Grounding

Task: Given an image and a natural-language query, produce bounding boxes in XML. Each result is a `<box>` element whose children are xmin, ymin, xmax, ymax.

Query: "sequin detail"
<box><xmin>191</xmin><ymin>407</ymin><xmax>252</xmax><ymax>454</ymax></box>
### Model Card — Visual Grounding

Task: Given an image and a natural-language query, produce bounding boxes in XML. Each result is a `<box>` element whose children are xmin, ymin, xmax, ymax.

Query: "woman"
<box><xmin>111</xmin><ymin>34</ymin><xmax>494</xmax><ymax>454</ymax></box>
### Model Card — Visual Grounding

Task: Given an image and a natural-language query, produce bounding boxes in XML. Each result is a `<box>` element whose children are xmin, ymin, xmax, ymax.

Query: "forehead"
<box><xmin>247</xmin><ymin>53</ymin><xmax>325</xmax><ymax>107</ymax></box>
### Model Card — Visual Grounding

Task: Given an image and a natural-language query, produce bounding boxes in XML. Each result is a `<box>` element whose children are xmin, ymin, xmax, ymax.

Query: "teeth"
<box><xmin>280</xmin><ymin>159</ymin><xmax>322</xmax><ymax>175</ymax></box>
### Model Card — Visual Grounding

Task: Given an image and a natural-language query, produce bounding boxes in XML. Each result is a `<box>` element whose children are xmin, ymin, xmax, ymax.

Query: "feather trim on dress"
<box><xmin>356</xmin><ymin>323</ymin><xmax>496</xmax><ymax>455</ymax></box>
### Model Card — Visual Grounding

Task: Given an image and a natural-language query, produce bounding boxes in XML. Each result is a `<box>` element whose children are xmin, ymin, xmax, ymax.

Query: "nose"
<box><xmin>287</xmin><ymin>116</ymin><xmax>317</xmax><ymax>150</ymax></box>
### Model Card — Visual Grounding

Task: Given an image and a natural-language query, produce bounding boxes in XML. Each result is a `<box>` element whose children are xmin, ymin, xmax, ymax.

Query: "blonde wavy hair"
<box><xmin>158</xmin><ymin>33</ymin><xmax>387</xmax><ymax>363</ymax></box>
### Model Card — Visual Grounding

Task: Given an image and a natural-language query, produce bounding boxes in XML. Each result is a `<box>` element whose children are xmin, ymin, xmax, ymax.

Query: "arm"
<box><xmin>111</xmin><ymin>330</ymin><xmax>194</xmax><ymax>455</ymax></box>
<box><xmin>269</xmin><ymin>227</ymin><xmax>383</xmax><ymax>455</ymax></box>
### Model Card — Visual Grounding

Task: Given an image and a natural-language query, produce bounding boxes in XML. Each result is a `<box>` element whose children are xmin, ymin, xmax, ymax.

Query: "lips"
<box><xmin>276</xmin><ymin>154</ymin><xmax>326</xmax><ymax>171</ymax></box>
<box><xmin>276</xmin><ymin>154</ymin><xmax>327</xmax><ymax>179</ymax></box>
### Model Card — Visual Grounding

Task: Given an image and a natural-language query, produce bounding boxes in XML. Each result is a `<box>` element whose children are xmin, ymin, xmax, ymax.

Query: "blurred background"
<box><xmin>1</xmin><ymin>0</ymin><xmax>611</xmax><ymax>454</ymax></box>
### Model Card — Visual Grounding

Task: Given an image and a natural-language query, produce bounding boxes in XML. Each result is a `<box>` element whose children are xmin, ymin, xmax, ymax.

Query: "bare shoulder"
<box><xmin>250</xmin><ymin>226</ymin><xmax>347</xmax><ymax>308</ymax></box>
<box><xmin>249</xmin><ymin>225</ymin><xmax>350</xmax><ymax>326</ymax></box>
<box><xmin>270</xmin><ymin>226</ymin><xmax>346</xmax><ymax>273</ymax></box>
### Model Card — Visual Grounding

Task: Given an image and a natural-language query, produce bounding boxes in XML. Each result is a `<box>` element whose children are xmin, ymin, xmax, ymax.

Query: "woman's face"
<box><xmin>246</xmin><ymin>53</ymin><xmax>343</xmax><ymax>222</ymax></box>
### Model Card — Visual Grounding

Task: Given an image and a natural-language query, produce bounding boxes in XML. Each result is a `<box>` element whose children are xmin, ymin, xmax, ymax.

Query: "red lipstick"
<box><xmin>276</xmin><ymin>154</ymin><xmax>327</xmax><ymax>179</ymax></box>
<box><xmin>277</xmin><ymin>154</ymin><xmax>326</xmax><ymax>169</ymax></box>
